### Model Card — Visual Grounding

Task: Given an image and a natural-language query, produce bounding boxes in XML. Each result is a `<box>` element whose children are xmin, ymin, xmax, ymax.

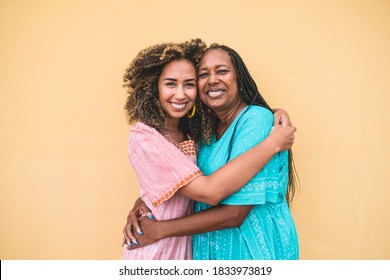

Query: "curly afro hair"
<box><xmin>123</xmin><ymin>38</ymin><xmax>214</xmax><ymax>143</ymax></box>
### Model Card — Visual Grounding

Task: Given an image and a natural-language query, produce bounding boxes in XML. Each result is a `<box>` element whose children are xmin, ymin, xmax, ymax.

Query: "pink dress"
<box><xmin>122</xmin><ymin>122</ymin><xmax>202</xmax><ymax>260</ymax></box>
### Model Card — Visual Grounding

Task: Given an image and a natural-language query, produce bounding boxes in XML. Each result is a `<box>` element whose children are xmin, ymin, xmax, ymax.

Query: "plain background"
<box><xmin>1</xmin><ymin>0</ymin><xmax>389</xmax><ymax>259</ymax></box>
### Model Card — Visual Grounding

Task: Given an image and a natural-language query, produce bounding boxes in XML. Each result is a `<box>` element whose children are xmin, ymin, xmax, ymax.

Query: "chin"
<box><xmin>169</xmin><ymin>112</ymin><xmax>187</xmax><ymax>119</ymax></box>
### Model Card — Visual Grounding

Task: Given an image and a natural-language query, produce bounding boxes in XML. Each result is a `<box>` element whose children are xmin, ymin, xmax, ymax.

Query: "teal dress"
<box><xmin>193</xmin><ymin>105</ymin><xmax>299</xmax><ymax>260</ymax></box>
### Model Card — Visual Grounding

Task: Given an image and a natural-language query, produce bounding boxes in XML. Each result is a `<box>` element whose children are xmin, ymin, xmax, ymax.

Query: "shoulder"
<box><xmin>128</xmin><ymin>122</ymin><xmax>163</xmax><ymax>147</ymax></box>
<box><xmin>245</xmin><ymin>105</ymin><xmax>273</xmax><ymax>120</ymax></box>
<box><xmin>130</xmin><ymin>122</ymin><xmax>161</xmax><ymax>138</ymax></box>
<box><xmin>130</xmin><ymin>121</ymin><xmax>158</xmax><ymax>134</ymax></box>
<box><xmin>238</xmin><ymin>105</ymin><xmax>274</xmax><ymax>127</ymax></box>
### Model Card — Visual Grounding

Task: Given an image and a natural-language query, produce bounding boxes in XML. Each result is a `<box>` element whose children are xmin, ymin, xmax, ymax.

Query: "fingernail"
<box><xmin>137</xmin><ymin>230</ymin><xmax>143</xmax><ymax>235</ymax></box>
<box><xmin>127</xmin><ymin>241</ymin><xmax>131</xmax><ymax>246</ymax></box>
<box><xmin>147</xmin><ymin>212</ymin><xmax>154</xmax><ymax>219</ymax></box>
<box><xmin>134</xmin><ymin>241</ymin><xmax>139</xmax><ymax>245</ymax></box>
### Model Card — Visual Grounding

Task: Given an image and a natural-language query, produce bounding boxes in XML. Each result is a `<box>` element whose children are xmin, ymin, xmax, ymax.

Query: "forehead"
<box><xmin>161</xmin><ymin>59</ymin><xmax>196</xmax><ymax>76</ymax></box>
<box><xmin>199</xmin><ymin>49</ymin><xmax>232</xmax><ymax>68</ymax></box>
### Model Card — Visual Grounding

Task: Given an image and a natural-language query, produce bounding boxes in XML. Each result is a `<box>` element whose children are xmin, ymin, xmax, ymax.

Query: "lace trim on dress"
<box><xmin>151</xmin><ymin>169</ymin><xmax>202</xmax><ymax>207</ymax></box>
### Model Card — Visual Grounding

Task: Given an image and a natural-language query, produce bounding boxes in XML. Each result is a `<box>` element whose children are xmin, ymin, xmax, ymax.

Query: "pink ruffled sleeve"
<box><xmin>128</xmin><ymin>122</ymin><xmax>202</xmax><ymax>207</ymax></box>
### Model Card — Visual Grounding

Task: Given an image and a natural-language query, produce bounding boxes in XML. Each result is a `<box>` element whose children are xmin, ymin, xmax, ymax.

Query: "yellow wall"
<box><xmin>1</xmin><ymin>0</ymin><xmax>389</xmax><ymax>260</ymax></box>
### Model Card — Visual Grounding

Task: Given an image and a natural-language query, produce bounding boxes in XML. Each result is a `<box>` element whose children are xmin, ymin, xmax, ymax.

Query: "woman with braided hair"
<box><xmin>124</xmin><ymin>43</ymin><xmax>299</xmax><ymax>260</ymax></box>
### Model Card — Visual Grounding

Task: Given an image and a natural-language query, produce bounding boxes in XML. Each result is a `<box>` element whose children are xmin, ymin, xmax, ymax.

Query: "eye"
<box><xmin>165</xmin><ymin>82</ymin><xmax>176</xmax><ymax>87</ymax></box>
<box><xmin>217</xmin><ymin>69</ymin><xmax>228</xmax><ymax>74</ymax></box>
<box><xmin>198</xmin><ymin>72</ymin><xmax>208</xmax><ymax>78</ymax></box>
<box><xmin>185</xmin><ymin>82</ymin><xmax>196</xmax><ymax>88</ymax></box>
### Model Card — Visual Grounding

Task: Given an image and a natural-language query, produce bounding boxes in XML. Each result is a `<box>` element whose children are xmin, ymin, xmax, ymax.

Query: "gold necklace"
<box><xmin>164</xmin><ymin>131</ymin><xmax>177</xmax><ymax>143</ymax></box>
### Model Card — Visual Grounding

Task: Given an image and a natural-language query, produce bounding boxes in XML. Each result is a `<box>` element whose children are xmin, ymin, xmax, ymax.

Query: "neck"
<box><xmin>165</xmin><ymin>115</ymin><xmax>180</xmax><ymax>133</ymax></box>
<box><xmin>165</xmin><ymin>115</ymin><xmax>186</xmax><ymax>142</ymax></box>
<box><xmin>215</xmin><ymin>101</ymin><xmax>246</xmax><ymax>139</ymax></box>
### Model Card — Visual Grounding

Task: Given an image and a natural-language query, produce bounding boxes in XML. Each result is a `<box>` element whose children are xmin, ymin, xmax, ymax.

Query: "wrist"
<box><xmin>155</xmin><ymin>220</ymin><xmax>168</xmax><ymax>240</ymax></box>
<box><xmin>264</xmin><ymin>133</ymin><xmax>281</xmax><ymax>154</ymax></box>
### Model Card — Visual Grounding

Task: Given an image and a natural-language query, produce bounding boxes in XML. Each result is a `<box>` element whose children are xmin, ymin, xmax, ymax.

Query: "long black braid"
<box><xmin>206</xmin><ymin>44</ymin><xmax>299</xmax><ymax>206</ymax></box>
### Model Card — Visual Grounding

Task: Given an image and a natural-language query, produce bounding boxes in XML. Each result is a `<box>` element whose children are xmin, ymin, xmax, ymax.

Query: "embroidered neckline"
<box><xmin>163</xmin><ymin>131</ymin><xmax>197</xmax><ymax>159</ymax></box>
<box><xmin>163</xmin><ymin>131</ymin><xmax>192</xmax><ymax>146</ymax></box>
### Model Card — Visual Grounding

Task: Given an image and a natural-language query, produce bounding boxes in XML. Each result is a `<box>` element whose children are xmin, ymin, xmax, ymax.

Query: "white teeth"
<box><xmin>171</xmin><ymin>103</ymin><xmax>185</xmax><ymax>109</ymax></box>
<box><xmin>208</xmin><ymin>90</ymin><xmax>224</xmax><ymax>98</ymax></box>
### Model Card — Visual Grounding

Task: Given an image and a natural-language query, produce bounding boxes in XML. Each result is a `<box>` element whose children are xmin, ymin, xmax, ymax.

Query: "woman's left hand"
<box><xmin>126</xmin><ymin>216</ymin><xmax>161</xmax><ymax>250</ymax></box>
<box><xmin>269</xmin><ymin>124</ymin><xmax>296</xmax><ymax>151</ymax></box>
<box><xmin>273</xmin><ymin>108</ymin><xmax>292</xmax><ymax>127</ymax></box>
<box><xmin>122</xmin><ymin>197</ymin><xmax>153</xmax><ymax>248</ymax></box>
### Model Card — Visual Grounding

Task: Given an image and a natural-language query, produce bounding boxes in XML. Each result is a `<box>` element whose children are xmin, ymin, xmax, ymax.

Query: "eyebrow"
<box><xmin>198</xmin><ymin>64</ymin><xmax>228</xmax><ymax>71</ymax></box>
<box><xmin>163</xmin><ymin>78</ymin><xmax>196</xmax><ymax>82</ymax></box>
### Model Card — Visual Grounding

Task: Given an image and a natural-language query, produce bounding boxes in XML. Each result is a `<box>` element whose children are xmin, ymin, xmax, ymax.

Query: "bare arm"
<box><xmin>178</xmin><ymin>124</ymin><xmax>295</xmax><ymax>206</ymax></box>
<box><xmin>127</xmin><ymin>204</ymin><xmax>252</xmax><ymax>250</ymax></box>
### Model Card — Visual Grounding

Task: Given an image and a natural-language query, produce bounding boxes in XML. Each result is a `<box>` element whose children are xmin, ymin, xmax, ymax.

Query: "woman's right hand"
<box><xmin>122</xmin><ymin>197</ymin><xmax>153</xmax><ymax>249</ymax></box>
<box><xmin>269</xmin><ymin>124</ymin><xmax>297</xmax><ymax>152</ymax></box>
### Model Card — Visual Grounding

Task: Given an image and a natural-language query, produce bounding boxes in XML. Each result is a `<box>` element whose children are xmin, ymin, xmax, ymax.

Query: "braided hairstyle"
<box><xmin>205</xmin><ymin>44</ymin><xmax>299</xmax><ymax>206</ymax></box>
<box><xmin>123</xmin><ymin>39</ymin><xmax>213</xmax><ymax>143</ymax></box>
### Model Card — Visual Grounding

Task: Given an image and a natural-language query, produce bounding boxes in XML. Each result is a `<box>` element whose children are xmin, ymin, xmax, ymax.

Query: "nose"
<box><xmin>174</xmin><ymin>85</ymin><xmax>186</xmax><ymax>99</ymax></box>
<box><xmin>208</xmin><ymin>72</ymin><xmax>219</xmax><ymax>84</ymax></box>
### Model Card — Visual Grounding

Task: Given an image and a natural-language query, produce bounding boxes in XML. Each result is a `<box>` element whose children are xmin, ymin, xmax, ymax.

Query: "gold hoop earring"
<box><xmin>187</xmin><ymin>104</ymin><xmax>196</xmax><ymax>119</ymax></box>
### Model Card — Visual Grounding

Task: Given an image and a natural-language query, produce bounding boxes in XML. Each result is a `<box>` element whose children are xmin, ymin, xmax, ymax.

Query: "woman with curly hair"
<box><xmin>121</xmin><ymin>39</ymin><xmax>296</xmax><ymax>260</ymax></box>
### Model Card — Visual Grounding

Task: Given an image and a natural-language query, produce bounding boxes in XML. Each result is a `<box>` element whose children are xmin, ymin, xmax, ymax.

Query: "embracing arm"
<box><xmin>128</xmin><ymin>204</ymin><xmax>252</xmax><ymax>249</ymax></box>
<box><xmin>178</xmin><ymin>124</ymin><xmax>295</xmax><ymax>206</ymax></box>
<box><xmin>155</xmin><ymin>204</ymin><xmax>252</xmax><ymax>237</ymax></box>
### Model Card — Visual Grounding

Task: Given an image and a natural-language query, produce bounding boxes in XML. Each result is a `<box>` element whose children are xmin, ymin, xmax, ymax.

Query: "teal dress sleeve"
<box><xmin>221</xmin><ymin>106</ymin><xmax>283</xmax><ymax>205</ymax></box>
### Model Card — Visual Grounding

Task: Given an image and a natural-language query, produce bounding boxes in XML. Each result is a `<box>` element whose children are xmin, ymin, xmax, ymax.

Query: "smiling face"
<box><xmin>197</xmin><ymin>48</ymin><xmax>241</xmax><ymax>113</ymax></box>
<box><xmin>158</xmin><ymin>59</ymin><xmax>197</xmax><ymax>124</ymax></box>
